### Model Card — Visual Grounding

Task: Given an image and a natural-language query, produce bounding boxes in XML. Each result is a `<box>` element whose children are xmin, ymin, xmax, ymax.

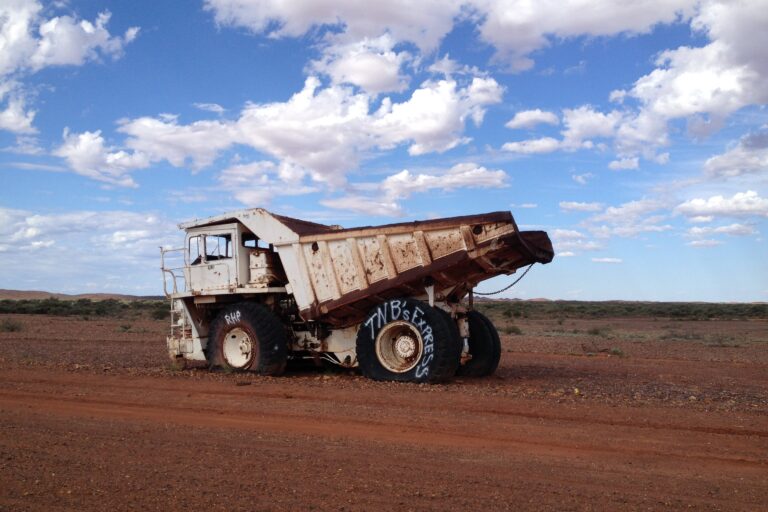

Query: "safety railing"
<box><xmin>160</xmin><ymin>246</ymin><xmax>187</xmax><ymax>298</ymax></box>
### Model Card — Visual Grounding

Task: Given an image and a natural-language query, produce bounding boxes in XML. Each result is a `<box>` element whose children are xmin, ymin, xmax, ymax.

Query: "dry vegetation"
<box><xmin>0</xmin><ymin>297</ymin><xmax>169</xmax><ymax>320</ymax></box>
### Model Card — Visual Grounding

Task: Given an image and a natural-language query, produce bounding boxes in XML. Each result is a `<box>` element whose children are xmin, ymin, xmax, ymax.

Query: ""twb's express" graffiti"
<box><xmin>364</xmin><ymin>300</ymin><xmax>435</xmax><ymax>378</ymax></box>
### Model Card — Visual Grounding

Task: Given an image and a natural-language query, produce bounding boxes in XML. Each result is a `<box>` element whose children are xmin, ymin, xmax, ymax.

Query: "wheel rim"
<box><xmin>375</xmin><ymin>321</ymin><xmax>423</xmax><ymax>373</ymax></box>
<box><xmin>222</xmin><ymin>327</ymin><xmax>255</xmax><ymax>369</ymax></box>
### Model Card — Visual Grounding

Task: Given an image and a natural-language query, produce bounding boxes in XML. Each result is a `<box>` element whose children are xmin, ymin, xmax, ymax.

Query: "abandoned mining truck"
<box><xmin>160</xmin><ymin>209</ymin><xmax>553</xmax><ymax>383</ymax></box>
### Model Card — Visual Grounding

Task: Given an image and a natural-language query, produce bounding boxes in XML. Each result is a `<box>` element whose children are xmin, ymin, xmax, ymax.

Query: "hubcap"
<box><xmin>222</xmin><ymin>327</ymin><xmax>255</xmax><ymax>369</ymax></box>
<box><xmin>395</xmin><ymin>335</ymin><xmax>417</xmax><ymax>358</ymax></box>
<box><xmin>375</xmin><ymin>321</ymin><xmax>423</xmax><ymax>373</ymax></box>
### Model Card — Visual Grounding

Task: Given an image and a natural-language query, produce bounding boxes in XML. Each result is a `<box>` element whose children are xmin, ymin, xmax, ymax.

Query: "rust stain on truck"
<box><xmin>161</xmin><ymin>208</ymin><xmax>553</xmax><ymax>383</ymax></box>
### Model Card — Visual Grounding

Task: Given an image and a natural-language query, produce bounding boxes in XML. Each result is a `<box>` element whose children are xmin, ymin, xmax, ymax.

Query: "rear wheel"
<box><xmin>206</xmin><ymin>303</ymin><xmax>287</xmax><ymax>375</ymax></box>
<box><xmin>457</xmin><ymin>310</ymin><xmax>501</xmax><ymax>377</ymax></box>
<box><xmin>436</xmin><ymin>307</ymin><xmax>462</xmax><ymax>368</ymax></box>
<box><xmin>356</xmin><ymin>298</ymin><xmax>461</xmax><ymax>383</ymax></box>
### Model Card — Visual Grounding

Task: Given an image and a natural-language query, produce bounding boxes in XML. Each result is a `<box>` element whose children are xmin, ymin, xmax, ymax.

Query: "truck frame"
<box><xmin>160</xmin><ymin>208</ymin><xmax>553</xmax><ymax>383</ymax></box>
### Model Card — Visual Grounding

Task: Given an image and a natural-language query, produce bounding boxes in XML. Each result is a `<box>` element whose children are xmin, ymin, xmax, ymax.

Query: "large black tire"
<box><xmin>456</xmin><ymin>310</ymin><xmax>501</xmax><ymax>377</ymax></box>
<box><xmin>356</xmin><ymin>298</ymin><xmax>461</xmax><ymax>383</ymax></box>
<box><xmin>436</xmin><ymin>307</ymin><xmax>463</xmax><ymax>367</ymax></box>
<box><xmin>206</xmin><ymin>303</ymin><xmax>287</xmax><ymax>375</ymax></box>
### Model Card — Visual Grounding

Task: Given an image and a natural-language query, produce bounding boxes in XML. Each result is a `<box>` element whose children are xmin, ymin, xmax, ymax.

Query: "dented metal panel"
<box><xmin>328</xmin><ymin>240</ymin><xmax>359</xmax><ymax>295</ymax></box>
<box><xmin>424</xmin><ymin>229</ymin><xmax>465</xmax><ymax>260</ymax></box>
<box><xmin>280</xmin><ymin>212</ymin><xmax>552</xmax><ymax>326</ymax></box>
<box><xmin>387</xmin><ymin>233</ymin><xmax>423</xmax><ymax>272</ymax></box>
<box><xmin>169</xmin><ymin>208</ymin><xmax>554</xmax><ymax>327</ymax></box>
<box><xmin>357</xmin><ymin>236</ymin><xmax>388</xmax><ymax>284</ymax></box>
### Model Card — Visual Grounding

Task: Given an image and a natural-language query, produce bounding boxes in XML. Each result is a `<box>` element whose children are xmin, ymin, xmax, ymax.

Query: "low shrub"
<box><xmin>0</xmin><ymin>298</ymin><xmax>169</xmax><ymax>320</ymax></box>
<box><xmin>151</xmin><ymin>308</ymin><xmax>169</xmax><ymax>320</ymax></box>
<box><xmin>475</xmin><ymin>300</ymin><xmax>767</xmax><ymax>321</ymax></box>
<box><xmin>0</xmin><ymin>318</ymin><xmax>23</xmax><ymax>332</ymax></box>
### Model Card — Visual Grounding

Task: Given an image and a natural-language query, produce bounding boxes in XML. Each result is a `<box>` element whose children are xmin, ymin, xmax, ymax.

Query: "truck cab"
<box><xmin>183</xmin><ymin>223</ymin><xmax>286</xmax><ymax>294</ymax></box>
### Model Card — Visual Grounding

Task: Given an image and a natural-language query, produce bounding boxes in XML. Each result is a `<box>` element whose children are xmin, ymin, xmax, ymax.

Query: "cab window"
<box><xmin>204</xmin><ymin>234</ymin><xmax>232</xmax><ymax>261</ymax></box>
<box><xmin>242</xmin><ymin>233</ymin><xmax>270</xmax><ymax>249</ymax></box>
<box><xmin>189</xmin><ymin>235</ymin><xmax>203</xmax><ymax>265</ymax></box>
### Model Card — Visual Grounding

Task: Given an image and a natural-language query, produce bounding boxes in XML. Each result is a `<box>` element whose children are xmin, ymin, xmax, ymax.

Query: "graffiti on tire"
<box><xmin>363</xmin><ymin>299</ymin><xmax>435</xmax><ymax>378</ymax></box>
<box><xmin>224</xmin><ymin>310</ymin><xmax>242</xmax><ymax>325</ymax></box>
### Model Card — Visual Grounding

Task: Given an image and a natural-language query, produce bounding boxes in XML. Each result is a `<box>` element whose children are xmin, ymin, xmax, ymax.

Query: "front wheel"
<box><xmin>206</xmin><ymin>303</ymin><xmax>287</xmax><ymax>375</ymax></box>
<box><xmin>356</xmin><ymin>298</ymin><xmax>461</xmax><ymax>383</ymax></box>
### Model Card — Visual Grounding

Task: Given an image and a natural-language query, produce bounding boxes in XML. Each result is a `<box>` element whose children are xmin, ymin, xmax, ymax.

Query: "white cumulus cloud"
<box><xmin>687</xmin><ymin>239</ymin><xmax>722</xmax><ymax>248</ymax></box>
<box><xmin>704</xmin><ymin>129</ymin><xmax>768</xmax><ymax>179</ymax></box>
<box><xmin>550</xmin><ymin>228</ymin><xmax>602</xmax><ymax>253</ymax></box>
<box><xmin>0</xmin><ymin>1</ymin><xmax>138</xmax><ymax>134</ymax></box>
<box><xmin>676</xmin><ymin>190</ymin><xmax>768</xmax><ymax>218</ymax></box>
<box><xmin>487</xmin><ymin>1</ymin><xmax>768</xmax><ymax>170</ymax></box>
<box><xmin>322</xmin><ymin>163</ymin><xmax>508</xmax><ymax>217</ymax></box>
<box><xmin>502</xmin><ymin>137</ymin><xmax>560</xmax><ymax>154</ymax></box>
<box><xmin>29</xmin><ymin>12</ymin><xmax>138</xmax><ymax>71</ymax></box>
<box><xmin>686</xmin><ymin>223</ymin><xmax>756</xmax><ymax>237</ymax></box>
<box><xmin>381</xmin><ymin>163</ymin><xmax>507</xmax><ymax>200</ymax></box>
<box><xmin>204</xmin><ymin>0</ymin><xmax>463</xmax><ymax>52</ymax></box>
<box><xmin>0</xmin><ymin>205</ymin><xmax>176</xmax><ymax>293</ymax></box>
<box><xmin>572</xmin><ymin>172</ymin><xmax>594</xmax><ymax>185</ymax></box>
<box><xmin>587</xmin><ymin>198</ymin><xmax>672</xmax><ymax>238</ymax></box>
<box><xmin>310</xmin><ymin>34</ymin><xmax>411</xmax><ymax>95</ymax></box>
<box><xmin>0</xmin><ymin>93</ymin><xmax>35</xmax><ymax>134</ymax></box>
<box><xmin>194</xmin><ymin>102</ymin><xmax>226</xmax><ymax>114</ymax></box>
<box><xmin>118</xmin><ymin>115</ymin><xmax>236</xmax><ymax>170</ymax></box>
<box><xmin>560</xmin><ymin>106</ymin><xmax>623</xmax><ymax>150</ymax></box>
<box><xmin>217</xmin><ymin>161</ymin><xmax>318</xmax><ymax>206</ymax></box>
<box><xmin>503</xmin><ymin>106</ymin><xmax>623</xmax><ymax>154</ymax></box>
<box><xmin>608</xmin><ymin>157</ymin><xmax>639</xmax><ymax>171</ymax></box>
<box><xmin>560</xmin><ymin>201</ymin><xmax>603</xmax><ymax>213</ymax></box>
<box><xmin>475</xmin><ymin>0</ymin><xmax>693</xmax><ymax>71</ymax></box>
<box><xmin>320</xmin><ymin>195</ymin><xmax>403</xmax><ymax>217</ymax></box>
<box><xmin>53</xmin><ymin>129</ymin><xmax>149</xmax><ymax>188</ymax></box>
<box><xmin>58</xmin><ymin>75</ymin><xmax>502</xmax><ymax>190</ymax></box>
<box><xmin>613</xmin><ymin>0</ymin><xmax>768</xmax><ymax>160</ymax></box>
<box><xmin>204</xmin><ymin>0</ymin><xmax>699</xmax><ymax>75</ymax></box>
<box><xmin>505</xmin><ymin>109</ymin><xmax>559</xmax><ymax>129</ymax></box>
<box><xmin>592</xmin><ymin>257</ymin><xmax>622</xmax><ymax>263</ymax></box>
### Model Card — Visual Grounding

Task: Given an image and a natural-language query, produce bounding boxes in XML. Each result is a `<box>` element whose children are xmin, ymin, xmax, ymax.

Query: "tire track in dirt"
<box><xmin>3</xmin><ymin>370</ymin><xmax>766</xmax><ymax>439</ymax></box>
<box><xmin>1</xmin><ymin>410</ymin><xmax>761</xmax><ymax>512</ymax></box>
<box><xmin>1</xmin><ymin>387</ymin><xmax>765</xmax><ymax>471</ymax></box>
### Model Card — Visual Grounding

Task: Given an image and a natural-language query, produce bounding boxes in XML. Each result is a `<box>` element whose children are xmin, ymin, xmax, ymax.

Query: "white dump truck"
<box><xmin>160</xmin><ymin>209</ymin><xmax>553</xmax><ymax>382</ymax></box>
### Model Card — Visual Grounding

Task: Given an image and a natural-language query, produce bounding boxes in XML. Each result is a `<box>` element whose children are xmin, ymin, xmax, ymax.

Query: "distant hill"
<box><xmin>0</xmin><ymin>289</ymin><xmax>163</xmax><ymax>301</ymax></box>
<box><xmin>473</xmin><ymin>296</ymin><xmax>551</xmax><ymax>302</ymax></box>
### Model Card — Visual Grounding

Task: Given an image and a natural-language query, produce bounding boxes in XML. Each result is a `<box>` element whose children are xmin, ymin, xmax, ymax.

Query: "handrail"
<box><xmin>162</xmin><ymin>268</ymin><xmax>186</xmax><ymax>297</ymax></box>
<box><xmin>160</xmin><ymin>247</ymin><xmax>187</xmax><ymax>298</ymax></box>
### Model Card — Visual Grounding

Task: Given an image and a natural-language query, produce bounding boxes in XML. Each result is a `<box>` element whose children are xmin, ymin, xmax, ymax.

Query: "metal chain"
<box><xmin>473</xmin><ymin>263</ymin><xmax>535</xmax><ymax>296</ymax></box>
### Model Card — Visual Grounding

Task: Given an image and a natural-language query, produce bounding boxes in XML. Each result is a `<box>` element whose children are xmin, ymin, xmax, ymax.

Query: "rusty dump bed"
<box><xmin>281</xmin><ymin>210</ymin><xmax>553</xmax><ymax>327</ymax></box>
<box><xmin>180</xmin><ymin>208</ymin><xmax>553</xmax><ymax>327</ymax></box>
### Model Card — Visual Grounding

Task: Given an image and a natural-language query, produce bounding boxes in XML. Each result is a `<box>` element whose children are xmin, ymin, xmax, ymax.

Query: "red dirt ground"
<box><xmin>1</xmin><ymin>313</ymin><xmax>766</xmax><ymax>511</ymax></box>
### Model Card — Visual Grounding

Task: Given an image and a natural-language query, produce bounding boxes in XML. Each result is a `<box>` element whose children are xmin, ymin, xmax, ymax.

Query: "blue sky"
<box><xmin>1</xmin><ymin>0</ymin><xmax>766</xmax><ymax>301</ymax></box>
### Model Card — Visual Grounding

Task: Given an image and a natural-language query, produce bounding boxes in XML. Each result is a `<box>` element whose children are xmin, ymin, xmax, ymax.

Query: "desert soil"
<box><xmin>0</xmin><ymin>313</ymin><xmax>766</xmax><ymax>511</ymax></box>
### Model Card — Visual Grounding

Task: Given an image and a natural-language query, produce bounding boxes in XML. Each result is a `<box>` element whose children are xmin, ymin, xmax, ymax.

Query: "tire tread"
<box><xmin>457</xmin><ymin>310</ymin><xmax>501</xmax><ymax>377</ymax></box>
<box><xmin>356</xmin><ymin>299</ymin><xmax>460</xmax><ymax>383</ymax></box>
<box><xmin>207</xmin><ymin>302</ymin><xmax>287</xmax><ymax>375</ymax></box>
